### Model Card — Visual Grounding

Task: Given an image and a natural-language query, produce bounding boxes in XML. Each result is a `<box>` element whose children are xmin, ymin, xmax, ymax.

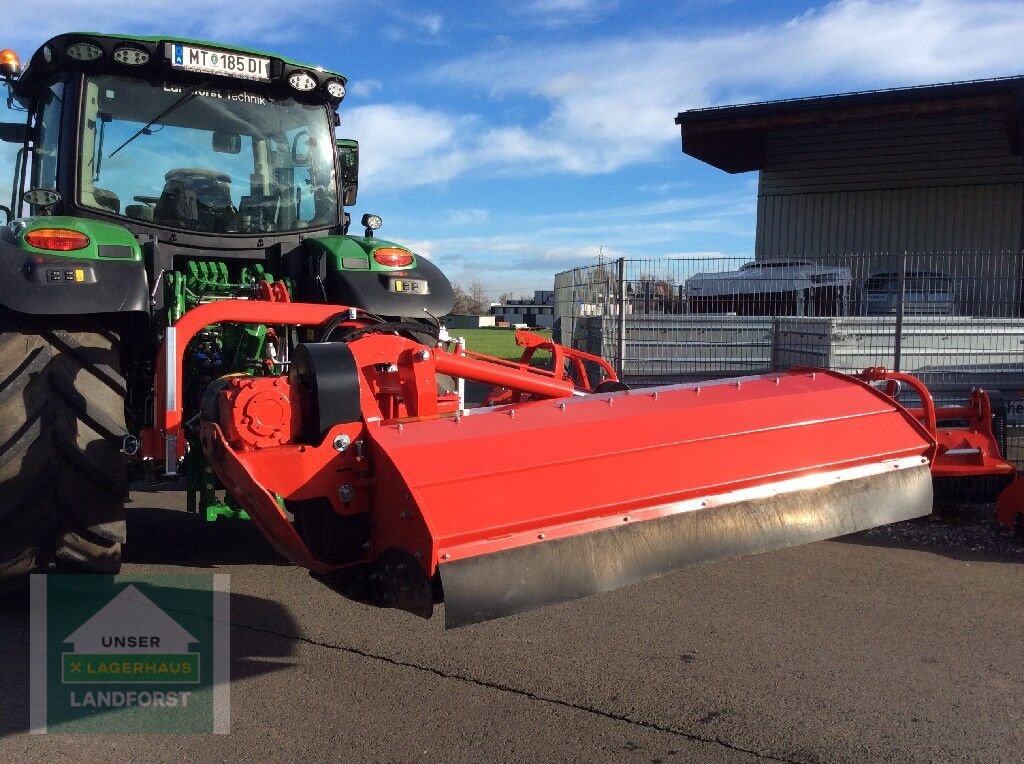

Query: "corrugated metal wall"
<box><xmin>756</xmin><ymin>113</ymin><xmax>1024</xmax><ymax>256</ymax></box>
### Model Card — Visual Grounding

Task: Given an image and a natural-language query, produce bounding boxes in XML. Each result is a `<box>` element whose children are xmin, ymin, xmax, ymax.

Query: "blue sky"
<box><xmin>4</xmin><ymin>1</ymin><xmax>1024</xmax><ymax>297</ymax></box>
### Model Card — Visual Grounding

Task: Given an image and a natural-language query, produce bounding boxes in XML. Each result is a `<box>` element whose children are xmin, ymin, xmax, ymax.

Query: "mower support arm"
<box><xmin>145</xmin><ymin>301</ymin><xmax>586</xmax><ymax>472</ymax></box>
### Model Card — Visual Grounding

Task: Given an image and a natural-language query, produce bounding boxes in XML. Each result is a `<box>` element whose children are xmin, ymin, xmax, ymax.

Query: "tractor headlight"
<box><xmin>288</xmin><ymin>71</ymin><xmax>317</xmax><ymax>92</ymax></box>
<box><xmin>325</xmin><ymin>79</ymin><xmax>346</xmax><ymax>100</ymax></box>
<box><xmin>66</xmin><ymin>41</ymin><xmax>103</xmax><ymax>62</ymax></box>
<box><xmin>361</xmin><ymin>213</ymin><xmax>382</xmax><ymax>231</ymax></box>
<box><xmin>113</xmin><ymin>46</ymin><xmax>150</xmax><ymax>66</ymax></box>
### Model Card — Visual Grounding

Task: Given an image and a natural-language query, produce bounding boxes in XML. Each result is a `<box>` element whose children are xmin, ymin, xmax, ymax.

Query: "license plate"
<box><xmin>390</xmin><ymin>278</ymin><xmax>429</xmax><ymax>295</ymax></box>
<box><xmin>167</xmin><ymin>44</ymin><xmax>270</xmax><ymax>81</ymax></box>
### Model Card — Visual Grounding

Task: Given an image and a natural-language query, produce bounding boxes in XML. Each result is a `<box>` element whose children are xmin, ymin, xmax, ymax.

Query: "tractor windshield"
<box><xmin>78</xmin><ymin>74</ymin><xmax>339</xmax><ymax>235</ymax></box>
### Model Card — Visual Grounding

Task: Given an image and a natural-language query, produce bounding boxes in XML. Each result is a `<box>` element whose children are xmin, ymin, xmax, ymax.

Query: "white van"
<box><xmin>861</xmin><ymin>271</ymin><xmax>956</xmax><ymax>316</ymax></box>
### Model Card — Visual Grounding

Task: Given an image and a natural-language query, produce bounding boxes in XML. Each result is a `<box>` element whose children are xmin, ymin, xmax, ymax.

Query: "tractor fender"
<box><xmin>0</xmin><ymin>236</ymin><xmax>149</xmax><ymax>316</ymax></box>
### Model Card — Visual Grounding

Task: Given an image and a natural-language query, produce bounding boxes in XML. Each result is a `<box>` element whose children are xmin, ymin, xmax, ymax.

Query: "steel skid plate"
<box><xmin>439</xmin><ymin>461</ymin><xmax>932</xmax><ymax>627</ymax></box>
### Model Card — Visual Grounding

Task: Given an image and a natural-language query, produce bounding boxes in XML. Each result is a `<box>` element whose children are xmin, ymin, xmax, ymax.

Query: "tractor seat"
<box><xmin>153</xmin><ymin>168</ymin><xmax>234</xmax><ymax>230</ymax></box>
<box><xmin>86</xmin><ymin>187</ymin><xmax>120</xmax><ymax>215</ymax></box>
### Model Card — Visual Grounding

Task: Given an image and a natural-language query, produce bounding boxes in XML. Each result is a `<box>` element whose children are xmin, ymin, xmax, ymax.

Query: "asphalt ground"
<box><xmin>1</xmin><ymin>487</ymin><xmax>1023</xmax><ymax>764</ymax></box>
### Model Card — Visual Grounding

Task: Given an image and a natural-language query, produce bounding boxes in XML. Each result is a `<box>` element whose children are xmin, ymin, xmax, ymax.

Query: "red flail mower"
<box><xmin>148</xmin><ymin>299</ymin><xmax>1021</xmax><ymax>627</ymax></box>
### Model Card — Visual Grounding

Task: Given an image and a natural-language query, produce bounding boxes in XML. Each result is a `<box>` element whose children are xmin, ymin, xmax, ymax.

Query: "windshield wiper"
<box><xmin>107</xmin><ymin>81</ymin><xmax>208</xmax><ymax>159</ymax></box>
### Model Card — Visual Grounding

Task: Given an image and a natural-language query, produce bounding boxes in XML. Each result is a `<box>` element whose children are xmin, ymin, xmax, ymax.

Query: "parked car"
<box><xmin>686</xmin><ymin>259</ymin><xmax>852</xmax><ymax>316</ymax></box>
<box><xmin>860</xmin><ymin>270</ymin><xmax>957</xmax><ymax>316</ymax></box>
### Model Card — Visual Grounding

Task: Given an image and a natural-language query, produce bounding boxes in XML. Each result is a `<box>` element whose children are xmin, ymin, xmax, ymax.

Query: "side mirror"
<box><xmin>212</xmin><ymin>131</ymin><xmax>241</xmax><ymax>154</ymax></box>
<box><xmin>336</xmin><ymin>138</ymin><xmax>358</xmax><ymax>207</ymax></box>
<box><xmin>0</xmin><ymin>122</ymin><xmax>27</xmax><ymax>143</ymax></box>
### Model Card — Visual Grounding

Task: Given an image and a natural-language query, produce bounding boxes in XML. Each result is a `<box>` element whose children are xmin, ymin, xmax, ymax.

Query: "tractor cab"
<box><xmin>2</xmin><ymin>34</ymin><xmax>346</xmax><ymax>241</ymax></box>
<box><xmin>0</xmin><ymin>33</ymin><xmax>454</xmax><ymax>319</ymax></box>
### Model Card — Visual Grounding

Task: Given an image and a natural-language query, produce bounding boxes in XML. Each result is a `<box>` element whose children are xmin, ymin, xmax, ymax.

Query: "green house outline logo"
<box><xmin>61</xmin><ymin>585</ymin><xmax>201</xmax><ymax>685</ymax></box>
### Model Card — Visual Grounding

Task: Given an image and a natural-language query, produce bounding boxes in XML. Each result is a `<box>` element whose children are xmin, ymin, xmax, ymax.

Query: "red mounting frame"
<box><xmin>859</xmin><ymin>367</ymin><xmax>1016</xmax><ymax>479</ymax></box>
<box><xmin>140</xmin><ymin>299</ymin><xmax>618</xmax><ymax>473</ymax></box>
<box><xmin>143</xmin><ymin>301</ymin><xmax>348</xmax><ymax>471</ymax></box>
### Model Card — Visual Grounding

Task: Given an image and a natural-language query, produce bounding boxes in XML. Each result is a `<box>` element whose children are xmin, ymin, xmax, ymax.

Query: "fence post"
<box><xmin>893</xmin><ymin>251</ymin><xmax>907</xmax><ymax>372</ymax></box>
<box><xmin>617</xmin><ymin>257</ymin><xmax>627</xmax><ymax>380</ymax></box>
<box><xmin>566</xmin><ymin>267</ymin><xmax>579</xmax><ymax>346</ymax></box>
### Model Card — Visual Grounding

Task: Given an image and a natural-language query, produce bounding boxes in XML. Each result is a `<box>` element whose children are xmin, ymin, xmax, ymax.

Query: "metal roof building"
<box><xmin>675</xmin><ymin>77</ymin><xmax>1024</xmax><ymax>258</ymax></box>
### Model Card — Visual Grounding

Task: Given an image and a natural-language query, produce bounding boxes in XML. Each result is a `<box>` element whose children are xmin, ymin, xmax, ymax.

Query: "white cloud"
<box><xmin>488</xmin><ymin>189</ymin><xmax>749</xmax><ymax>230</ymax></box>
<box><xmin>349</xmin><ymin>79</ymin><xmax>384</xmax><ymax>98</ymax></box>
<box><xmin>419</xmin><ymin>14</ymin><xmax>444</xmax><ymax>35</ymax></box>
<box><xmin>513</xmin><ymin>0</ymin><xmax>620</xmax><ymax>28</ymax></box>
<box><xmin>431</xmin><ymin>0</ymin><xmax>1024</xmax><ymax>176</ymax></box>
<box><xmin>339</xmin><ymin>103</ymin><xmax>475</xmax><ymax>188</ymax></box>
<box><xmin>0</xmin><ymin>0</ymin><xmax>347</xmax><ymax>52</ymax></box>
<box><xmin>381</xmin><ymin>10</ymin><xmax>445</xmax><ymax>42</ymax></box>
<box><xmin>23</xmin><ymin>1</ymin><xmax>1018</xmax><ymax>195</ymax></box>
<box><xmin>662</xmin><ymin>250</ymin><xmax>737</xmax><ymax>259</ymax></box>
<box><xmin>637</xmin><ymin>180</ymin><xmax>694</xmax><ymax>194</ymax></box>
<box><xmin>443</xmin><ymin>208</ymin><xmax>491</xmax><ymax>226</ymax></box>
<box><xmin>391</xmin><ymin>10</ymin><xmax>444</xmax><ymax>35</ymax></box>
<box><xmin>401</xmin><ymin>238</ymin><xmax>615</xmax><ymax>296</ymax></box>
<box><xmin>529</xmin><ymin>0</ymin><xmax>605</xmax><ymax>10</ymax></box>
<box><xmin>382</xmin><ymin>189</ymin><xmax>755</xmax><ymax>295</ymax></box>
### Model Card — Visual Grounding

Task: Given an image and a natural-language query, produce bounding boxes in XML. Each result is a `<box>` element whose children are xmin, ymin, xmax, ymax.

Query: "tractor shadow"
<box><xmin>123</xmin><ymin>482</ymin><xmax>288</xmax><ymax>568</ymax></box>
<box><xmin>124</xmin><ymin>486</ymin><xmax>436</xmax><ymax>621</ymax></box>
<box><xmin>0</xmin><ymin>582</ymin><xmax>300</xmax><ymax>736</ymax></box>
<box><xmin>836</xmin><ymin>497</ymin><xmax>1024</xmax><ymax>564</ymax></box>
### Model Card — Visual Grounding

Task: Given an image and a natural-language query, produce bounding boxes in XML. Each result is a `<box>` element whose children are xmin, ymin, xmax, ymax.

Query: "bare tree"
<box><xmin>450</xmin><ymin>280</ymin><xmax>491</xmax><ymax>315</ymax></box>
<box><xmin>469</xmin><ymin>280</ymin><xmax>489</xmax><ymax>312</ymax></box>
<box><xmin>450</xmin><ymin>284</ymin><xmax>471</xmax><ymax>315</ymax></box>
<box><xmin>497</xmin><ymin>291</ymin><xmax>516</xmax><ymax>305</ymax></box>
<box><xmin>586</xmin><ymin>263</ymin><xmax>619</xmax><ymax>298</ymax></box>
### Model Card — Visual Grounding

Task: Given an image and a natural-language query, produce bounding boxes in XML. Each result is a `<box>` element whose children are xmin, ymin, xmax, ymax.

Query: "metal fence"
<box><xmin>554</xmin><ymin>252</ymin><xmax>1024</xmax><ymax>463</ymax></box>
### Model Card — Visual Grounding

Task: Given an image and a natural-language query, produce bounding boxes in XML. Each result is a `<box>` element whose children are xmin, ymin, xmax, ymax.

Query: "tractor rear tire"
<box><xmin>0</xmin><ymin>320</ymin><xmax>128</xmax><ymax>591</ymax></box>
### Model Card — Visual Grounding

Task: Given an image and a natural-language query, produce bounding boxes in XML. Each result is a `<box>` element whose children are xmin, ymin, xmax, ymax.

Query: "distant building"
<box><xmin>444</xmin><ymin>314</ymin><xmax>496</xmax><ymax>329</ymax></box>
<box><xmin>676</xmin><ymin>76</ymin><xmax>1024</xmax><ymax>256</ymax></box>
<box><xmin>675</xmin><ymin>75</ymin><xmax>1024</xmax><ymax>315</ymax></box>
<box><xmin>490</xmin><ymin>290</ymin><xmax>555</xmax><ymax>328</ymax></box>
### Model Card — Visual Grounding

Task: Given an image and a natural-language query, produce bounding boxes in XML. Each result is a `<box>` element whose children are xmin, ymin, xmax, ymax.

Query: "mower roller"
<box><xmin>152</xmin><ymin>301</ymin><xmax>956</xmax><ymax>627</ymax></box>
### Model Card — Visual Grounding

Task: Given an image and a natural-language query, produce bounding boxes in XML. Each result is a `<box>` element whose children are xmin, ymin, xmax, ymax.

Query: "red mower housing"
<box><xmin>143</xmin><ymin>300</ymin><xmax>1019</xmax><ymax>627</ymax></box>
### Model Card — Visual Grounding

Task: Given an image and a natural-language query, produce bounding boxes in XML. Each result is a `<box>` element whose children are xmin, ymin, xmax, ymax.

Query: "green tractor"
<box><xmin>0</xmin><ymin>33</ymin><xmax>453</xmax><ymax>583</ymax></box>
